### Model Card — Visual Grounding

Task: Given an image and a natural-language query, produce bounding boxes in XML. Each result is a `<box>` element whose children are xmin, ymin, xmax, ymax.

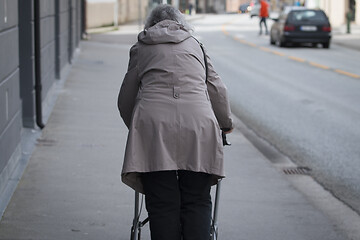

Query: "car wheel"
<box><xmin>270</xmin><ymin>36</ymin><xmax>275</xmax><ymax>45</ymax></box>
<box><xmin>276</xmin><ymin>35</ymin><xmax>286</xmax><ymax>47</ymax></box>
<box><xmin>277</xmin><ymin>39</ymin><xmax>286</xmax><ymax>47</ymax></box>
<box><xmin>323</xmin><ymin>42</ymin><xmax>330</xmax><ymax>49</ymax></box>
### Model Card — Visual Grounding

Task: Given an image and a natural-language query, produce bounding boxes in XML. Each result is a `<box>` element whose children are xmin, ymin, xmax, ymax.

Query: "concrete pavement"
<box><xmin>1</xmin><ymin>20</ymin><xmax>360</xmax><ymax>240</ymax></box>
<box><xmin>332</xmin><ymin>23</ymin><xmax>360</xmax><ymax>51</ymax></box>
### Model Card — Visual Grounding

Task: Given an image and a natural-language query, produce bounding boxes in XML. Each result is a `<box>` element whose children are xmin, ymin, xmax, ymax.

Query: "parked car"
<box><xmin>270</xmin><ymin>7</ymin><xmax>332</xmax><ymax>48</ymax></box>
<box><xmin>239</xmin><ymin>3</ymin><xmax>250</xmax><ymax>13</ymax></box>
<box><xmin>249</xmin><ymin>0</ymin><xmax>260</xmax><ymax>18</ymax></box>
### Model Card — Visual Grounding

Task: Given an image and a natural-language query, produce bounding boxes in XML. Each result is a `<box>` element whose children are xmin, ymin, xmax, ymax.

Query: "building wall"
<box><xmin>118</xmin><ymin>0</ymin><xmax>148</xmax><ymax>24</ymax></box>
<box><xmin>226</xmin><ymin>0</ymin><xmax>249</xmax><ymax>13</ymax></box>
<box><xmin>317</xmin><ymin>0</ymin><xmax>345</xmax><ymax>27</ymax></box>
<box><xmin>39</xmin><ymin>0</ymin><xmax>57</xmax><ymax>100</ymax></box>
<box><xmin>86</xmin><ymin>0</ymin><xmax>149</xmax><ymax>29</ymax></box>
<box><xmin>0</xmin><ymin>0</ymin><xmax>83</xmax><ymax>209</ymax></box>
<box><xmin>356</xmin><ymin>0</ymin><xmax>360</xmax><ymax>24</ymax></box>
<box><xmin>308</xmin><ymin>0</ymin><xmax>359</xmax><ymax>27</ymax></box>
<box><xmin>86</xmin><ymin>2</ymin><xmax>114</xmax><ymax>28</ymax></box>
<box><xmin>226</xmin><ymin>0</ymin><xmax>279</xmax><ymax>13</ymax></box>
<box><xmin>0</xmin><ymin>0</ymin><xmax>22</xmax><ymax>195</ymax></box>
<box><xmin>208</xmin><ymin>0</ymin><xmax>226</xmax><ymax>13</ymax></box>
<box><xmin>56</xmin><ymin>0</ymin><xmax>82</xmax><ymax>76</ymax></box>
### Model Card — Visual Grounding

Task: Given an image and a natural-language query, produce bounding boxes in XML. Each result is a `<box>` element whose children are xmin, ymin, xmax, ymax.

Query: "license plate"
<box><xmin>301</xmin><ymin>26</ymin><xmax>317</xmax><ymax>31</ymax></box>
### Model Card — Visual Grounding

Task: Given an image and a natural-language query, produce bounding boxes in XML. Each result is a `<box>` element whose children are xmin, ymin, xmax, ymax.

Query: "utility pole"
<box><xmin>139</xmin><ymin>0</ymin><xmax>143</xmax><ymax>30</ymax></box>
<box><xmin>114</xmin><ymin>0</ymin><xmax>118</xmax><ymax>28</ymax></box>
<box><xmin>173</xmin><ymin>0</ymin><xmax>179</xmax><ymax>9</ymax></box>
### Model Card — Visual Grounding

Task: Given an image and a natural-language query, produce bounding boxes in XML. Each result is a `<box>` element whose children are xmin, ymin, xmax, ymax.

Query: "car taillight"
<box><xmin>322</xmin><ymin>26</ymin><xmax>331</xmax><ymax>32</ymax></box>
<box><xmin>284</xmin><ymin>25</ymin><xmax>295</xmax><ymax>31</ymax></box>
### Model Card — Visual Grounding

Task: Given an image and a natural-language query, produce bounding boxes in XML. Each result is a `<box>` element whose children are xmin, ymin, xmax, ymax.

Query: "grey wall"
<box><xmin>1</xmin><ymin>0</ymin><xmax>83</xmax><ymax>205</ymax></box>
<box><xmin>0</xmin><ymin>0</ymin><xmax>22</xmax><ymax>176</ymax></box>
<box><xmin>57</xmin><ymin>0</ymin><xmax>70</xmax><ymax>76</ymax></box>
<box><xmin>39</xmin><ymin>0</ymin><xmax>56</xmax><ymax>100</ymax></box>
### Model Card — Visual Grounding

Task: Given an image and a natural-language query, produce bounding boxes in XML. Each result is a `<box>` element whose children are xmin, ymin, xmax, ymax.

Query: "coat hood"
<box><xmin>138</xmin><ymin>20</ymin><xmax>192</xmax><ymax>44</ymax></box>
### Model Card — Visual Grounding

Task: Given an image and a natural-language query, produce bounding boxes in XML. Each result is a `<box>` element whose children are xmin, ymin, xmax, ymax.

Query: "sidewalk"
<box><xmin>0</xmin><ymin>22</ymin><xmax>359</xmax><ymax>240</ymax></box>
<box><xmin>332</xmin><ymin>23</ymin><xmax>360</xmax><ymax>51</ymax></box>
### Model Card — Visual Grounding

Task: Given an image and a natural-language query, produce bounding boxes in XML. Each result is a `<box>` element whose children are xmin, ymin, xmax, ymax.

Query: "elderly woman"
<box><xmin>118</xmin><ymin>4</ymin><xmax>233</xmax><ymax>240</ymax></box>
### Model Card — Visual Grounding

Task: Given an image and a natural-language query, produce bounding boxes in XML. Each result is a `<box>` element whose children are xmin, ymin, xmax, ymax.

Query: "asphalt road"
<box><xmin>192</xmin><ymin>14</ymin><xmax>360</xmax><ymax>214</ymax></box>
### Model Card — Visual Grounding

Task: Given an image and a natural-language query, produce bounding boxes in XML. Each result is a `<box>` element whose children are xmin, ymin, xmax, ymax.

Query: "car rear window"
<box><xmin>288</xmin><ymin>10</ymin><xmax>328</xmax><ymax>23</ymax></box>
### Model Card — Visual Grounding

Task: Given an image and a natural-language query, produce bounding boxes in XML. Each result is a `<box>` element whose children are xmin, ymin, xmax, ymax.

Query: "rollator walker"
<box><xmin>130</xmin><ymin>132</ymin><xmax>231</xmax><ymax>240</ymax></box>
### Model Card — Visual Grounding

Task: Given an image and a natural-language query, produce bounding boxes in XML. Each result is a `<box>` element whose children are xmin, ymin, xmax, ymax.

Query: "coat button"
<box><xmin>173</xmin><ymin>86</ymin><xmax>180</xmax><ymax>99</ymax></box>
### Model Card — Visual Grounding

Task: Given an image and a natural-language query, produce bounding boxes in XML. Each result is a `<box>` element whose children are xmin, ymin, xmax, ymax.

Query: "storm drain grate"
<box><xmin>36</xmin><ymin>138</ymin><xmax>56</xmax><ymax>147</ymax></box>
<box><xmin>283</xmin><ymin>166</ymin><xmax>311</xmax><ymax>175</ymax></box>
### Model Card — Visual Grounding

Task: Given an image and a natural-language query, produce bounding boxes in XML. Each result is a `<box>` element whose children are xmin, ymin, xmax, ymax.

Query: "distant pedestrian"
<box><xmin>189</xmin><ymin>3</ymin><xmax>193</xmax><ymax>15</ymax></box>
<box><xmin>259</xmin><ymin>0</ymin><xmax>269</xmax><ymax>35</ymax></box>
<box><xmin>117</xmin><ymin>4</ymin><xmax>233</xmax><ymax>240</ymax></box>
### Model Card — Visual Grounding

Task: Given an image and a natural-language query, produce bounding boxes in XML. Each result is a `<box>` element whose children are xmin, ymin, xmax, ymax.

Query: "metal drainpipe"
<box><xmin>68</xmin><ymin>0</ymin><xmax>73</xmax><ymax>63</ymax></box>
<box><xmin>34</xmin><ymin>0</ymin><xmax>45</xmax><ymax>129</ymax></box>
<box><xmin>81</xmin><ymin>0</ymin><xmax>87</xmax><ymax>39</ymax></box>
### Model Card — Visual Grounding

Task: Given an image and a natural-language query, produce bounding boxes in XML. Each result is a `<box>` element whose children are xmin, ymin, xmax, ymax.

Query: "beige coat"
<box><xmin>118</xmin><ymin>20</ymin><xmax>233</xmax><ymax>193</ymax></box>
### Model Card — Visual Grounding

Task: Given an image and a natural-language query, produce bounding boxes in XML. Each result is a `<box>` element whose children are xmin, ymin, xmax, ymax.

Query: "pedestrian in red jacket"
<box><xmin>259</xmin><ymin>0</ymin><xmax>269</xmax><ymax>35</ymax></box>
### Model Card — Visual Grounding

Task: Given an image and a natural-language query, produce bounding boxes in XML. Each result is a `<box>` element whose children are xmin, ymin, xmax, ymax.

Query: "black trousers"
<box><xmin>259</xmin><ymin>17</ymin><xmax>268</xmax><ymax>34</ymax></box>
<box><xmin>142</xmin><ymin>170</ymin><xmax>212</xmax><ymax>240</ymax></box>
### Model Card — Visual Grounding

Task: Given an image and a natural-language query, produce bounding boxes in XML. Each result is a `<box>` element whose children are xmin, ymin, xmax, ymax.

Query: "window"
<box><xmin>289</xmin><ymin>10</ymin><xmax>327</xmax><ymax>22</ymax></box>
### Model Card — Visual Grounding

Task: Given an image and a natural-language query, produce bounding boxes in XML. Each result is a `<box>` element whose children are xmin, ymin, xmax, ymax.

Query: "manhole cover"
<box><xmin>283</xmin><ymin>166</ymin><xmax>311</xmax><ymax>175</ymax></box>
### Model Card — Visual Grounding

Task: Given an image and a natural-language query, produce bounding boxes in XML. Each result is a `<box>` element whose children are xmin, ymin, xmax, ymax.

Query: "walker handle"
<box><xmin>221</xmin><ymin>131</ymin><xmax>231</xmax><ymax>146</ymax></box>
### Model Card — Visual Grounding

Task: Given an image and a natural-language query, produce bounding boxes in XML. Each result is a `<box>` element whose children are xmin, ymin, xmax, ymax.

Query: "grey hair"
<box><xmin>144</xmin><ymin>4</ymin><xmax>193</xmax><ymax>31</ymax></box>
